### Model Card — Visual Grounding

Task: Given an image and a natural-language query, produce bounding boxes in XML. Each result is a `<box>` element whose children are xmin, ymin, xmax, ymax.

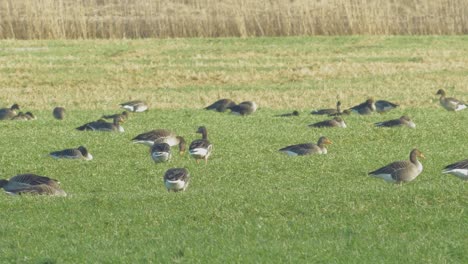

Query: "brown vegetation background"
<box><xmin>1</xmin><ymin>0</ymin><xmax>467</xmax><ymax>39</ymax></box>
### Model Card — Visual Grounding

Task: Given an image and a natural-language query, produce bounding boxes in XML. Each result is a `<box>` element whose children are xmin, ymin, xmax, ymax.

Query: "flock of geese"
<box><xmin>0</xmin><ymin>89</ymin><xmax>467</xmax><ymax>196</ymax></box>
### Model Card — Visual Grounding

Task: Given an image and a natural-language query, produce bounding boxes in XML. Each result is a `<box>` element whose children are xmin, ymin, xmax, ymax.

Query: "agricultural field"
<box><xmin>0</xmin><ymin>36</ymin><xmax>467</xmax><ymax>263</ymax></box>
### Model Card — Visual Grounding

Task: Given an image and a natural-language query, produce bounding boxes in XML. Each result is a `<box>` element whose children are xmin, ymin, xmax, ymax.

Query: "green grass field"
<box><xmin>0</xmin><ymin>37</ymin><xmax>467</xmax><ymax>263</ymax></box>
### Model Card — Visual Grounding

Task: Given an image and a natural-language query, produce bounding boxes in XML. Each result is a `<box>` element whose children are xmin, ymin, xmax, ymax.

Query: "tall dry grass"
<box><xmin>0</xmin><ymin>0</ymin><xmax>467</xmax><ymax>39</ymax></box>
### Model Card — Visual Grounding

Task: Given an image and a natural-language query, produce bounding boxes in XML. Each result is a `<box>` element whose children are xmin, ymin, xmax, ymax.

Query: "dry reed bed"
<box><xmin>0</xmin><ymin>0</ymin><xmax>467</xmax><ymax>39</ymax></box>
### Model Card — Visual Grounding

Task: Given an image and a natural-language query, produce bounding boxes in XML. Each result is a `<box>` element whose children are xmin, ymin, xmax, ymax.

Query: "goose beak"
<box><xmin>326</xmin><ymin>140</ymin><xmax>333</xmax><ymax>145</ymax></box>
<box><xmin>420</xmin><ymin>153</ymin><xmax>426</xmax><ymax>159</ymax></box>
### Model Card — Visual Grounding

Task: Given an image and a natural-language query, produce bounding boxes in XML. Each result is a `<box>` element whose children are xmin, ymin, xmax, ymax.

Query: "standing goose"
<box><xmin>374</xmin><ymin>115</ymin><xmax>416</xmax><ymax>128</ymax></box>
<box><xmin>279</xmin><ymin>136</ymin><xmax>332</xmax><ymax>156</ymax></box>
<box><xmin>0</xmin><ymin>174</ymin><xmax>66</xmax><ymax>196</ymax></box>
<box><xmin>274</xmin><ymin>110</ymin><xmax>300</xmax><ymax>117</ymax></box>
<box><xmin>120</xmin><ymin>100</ymin><xmax>148</xmax><ymax>112</ymax></box>
<box><xmin>204</xmin><ymin>99</ymin><xmax>236</xmax><ymax>112</ymax></box>
<box><xmin>375</xmin><ymin>100</ymin><xmax>399</xmax><ymax>113</ymax></box>
<box><xmin>189</xmin><ymin>126</ymin><xmax>213</xmax><ymax>164</ymax></box>
<box><xmin>150</xmin><ymin>142</ymin><xmax>172</xmax><ymax>163</ymax></box>
<box><xmin>442</xmin><ymin>159</ymin><xmax>468</xmax><ymax>180</ymax></box>
<box><xmin>50</xmin><ymin>146</ymin><xmax>93</xmax><ymax>160</ymax></box>
<box><xmin>349</xmin><ymin>98</ymin><xmax>376</xmax><ymax>115</ymax></box>
<box><xmin>436</xmin><ymin>89</ymin><xmax>466</xmax><ymax>111</ymax></box>
<box><xmin>308</xmin><ymin>117</ymin><xmax>347</xmax><ymax>128</ymax></box>
<box><xmin>369</xmin><ymin>148</ymin><xmax>425</xmax><ymax>184</ymax></box>
<box><xmin>228</xmin><ymin>101</ymin><xmax>258</xmax><ymax>116</ymax></box>
<box><xmin>102</xmin><ymin>111</ymin><xmax>129</xmax><ymax>121</ymax></box>
<box><xmin>132</xmin><ymin>129</ymin><xmax>180</xmax><ymax>147</ymax></box>
<box><xmin>311</xmin><ymin>101</ymin><xmax>342</xmax><ymax>115</ymax></box>
<box><xmin>76</xmin><ymin>116</ymin><xmax>124</xmax><ymax>132</ymax></box>
<box><xmin>0</xmin><ymin>104</ymin><xmax>20</xmax><ymax>120</ymax></box>
<box><xmin>53</xmin><ymin>107</ymin><xmax>66</xmax><ymax>120</ymax></box>
<box><xmin>163</xmin><ymin>168</ymin><xmax>190</xmax><ymax>192</ymax></box>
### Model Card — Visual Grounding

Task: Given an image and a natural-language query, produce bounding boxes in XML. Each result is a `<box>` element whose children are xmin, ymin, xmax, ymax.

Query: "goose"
<box><xmin>374</xmin><ymin>115</ymin><xmax>416</xmax><ymax>128</ymax></box>
<box><xmin>10</xmin><ymin>112</ymin><xmax>28</xmax><ymax>121</ymax></box>
<box><xmin>436</xmin><ymin>89</ymin><xmax>466</xmax><ymax>111</ymax></box>
<box><xmin>279</xmin><ymin>136</ymin><xmax>332</xmax><ymax>156</ymax></box>
<box><xmin>132</xmin><ymin>129</ymin><xmax>181</xmax><ymax>147</ymax></box>
<box><xmin>275</xmin><ymin>111</ymin><xmax>300</xmax><ymax>117</ymax></box>
<box><xmin>442</xmin><ymin>159</ymin><xmax>468</xmax><ymax>180</ymax></box>
<box><xmin>163</xmin><ymin>168</ymin><xmax>190</xmax><ymax>192</ymax></box>
<box><xmin>189</xmin><ymin>126</ymin><xmax>213</xmax><ymax>164</ymax></box>
<box><xmin>375</xmin><ymin>100</ymin><xmax>399</xmax><ymax>113</ymax></box>
<box><xmin>368</xmin><ymin>148</ymin><xmax>424</xmax><ymax>184</ymax></box>
<box><xmin>102</xmin><ymin>111</ymin><xmax>129</xmax><ymax>121</ymax></box>
<box><xmin>150</xmin><ymin>142</ymin><xmax>172</xmax><ymax>163</ymax></box>
<box><xmin>308</xmin><ymin>117</ymin><xmax>347</xmax><ymax>128</ymax></box>
<box><xmin>53</xmin><ymin>107</ymin><xmax>66</xmax><ymax>120</ymax></box>
<box><xmin>0</xmin><ymin>174</ymin><xmax>66</xmax><ymax>196</ymax></box>
<box><xmin>120</xmin><ymin>100</ymin><xmax>148</xmax><ymax>112</ymax></box>
<box><xmin>0</xmin><ymin>104</ymin><xmax>20</xmax><ymax>120</ymax></box>
<box><xmin>328</xmin><ymin>109</ymin><xmax>351</xmax><ymax>117</ymax></box>
<box><xmin>50</xmin><ymin>146</ymin><xmax>93</xmax><ymax>160</ymax></box>
<box><xmin>76</xmin><ymin>116</ymin><xmax>124</xmax><ymax>132</ymax></box>
<box><xmin>311</xmin><ymin>101</ymin><xmax>342</xmax><ymax>115</ymax></box>
<box><xmin>25</xmin><ymin>112</ymin><xmax>36</xmax><ymax>120</ymax></box>
<box><xmin>228</xmin><ymin>101</ymin><xmax>257</xmax><ymax>116</ymax></box>
<box><xmin>349</xmin><ymin>99</ymin><xmax>376</xmax><ymax>115</ymax></box>
<box><xmin>204</xmin><ymin>99</ymin><xmax>236</xmax><ymax>112</ymax></box>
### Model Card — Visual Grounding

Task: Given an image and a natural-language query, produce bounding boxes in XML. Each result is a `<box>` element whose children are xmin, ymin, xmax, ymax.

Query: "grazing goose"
<box><xmin>349</xmin><ymin>98</ymin><xmax>376</xmax><ymax>115</ymax></box>
<box><xmin>228</xmin><ymin>101</ymin><xmax>258</xmax><ymax>116</ymax></box>
<box><xmin>279</xmin><ymin>136</ymin><xmax>332</xmax><ymax>156</ymax></box>
<box><xmin>102</xmin><ymin>111</ymin><xmax>129</xmax><ymax>121</ymax></box>
<box><xmin>374</xmin><ymin>115</ymin><xmax>416</xmax><ymax>128</ymax></box>
<box><xmin>436</xmin><ymin>89</ymin><xmax>466</xmax><ymax>111</ymax></box>
<box><xmin>50</xmin><ymin>146</ymin><xmax>93</xmax><ymax>160</ymax></box>
<box><xmin>120</xmin><ymin>100</ymin><xmax>148</xmax><ymax>112</ymax></box>
<box><xmin>442</xmin><ymin>159</ymin><xmax>468</xmax><ymax>180</ymax></box>
<box><xmin>53</xmin><ymin>107</ymin><xmax>66</xmax><ymax>120</ymax></box>
<box><xmin>368</xmin><ymin>148</ymin><xmax>424</xmax><ymax>184</ymax></box>
<box><xmin>275</xmin><ymin>110</ymin><xmax>300</xmax><ymax>117</ymax></box>
<box><xmin>375</xmin><ymin>100</ymin><xmax>399</xmax><ymax>113</ymax></box>
<box><xmin>204</xmin><ymin>99</ymin><xmax>236</xmax><ymax>112</ymax></box>
<box><xmin>0</xmin><ymin>104</ymin><xmax>20</xmax><ymax>120</ymax></box>
<box><xmin>151</xmin><ymin>142</ymin><xmax>172</xmax><ymax>163</ymax></box>
<box><xmin>76</xmin><ymin>116</ymin><xmax>124</xmax><ymax>132</ymax></box>
<box><xmin>308</xmin><ymin>117</ymin><xmax>347</xmax><ymax>128</ymax></box>
<box><xmin>132</xmin><ymin>129</ymin><xmax>180</xmax><ymax>147</ymax></box>
<box><xmin>311</xmin><ymin>101</ymin><xmax>342</xmax><ymax>115</ymax></box>
<box><xmin>189</xmin><ymin>126</ymin><xmax>213</xmax><ymax>164</ymax></box>
<box><xmin>163</xmin><ymin>168</ymin><xmax>190</xmax><ymax>192</ymax></box>
<box><xmin>0</xmin><ymin>174</ymin><xmax>66</xmax><ymax>196</ymax></box>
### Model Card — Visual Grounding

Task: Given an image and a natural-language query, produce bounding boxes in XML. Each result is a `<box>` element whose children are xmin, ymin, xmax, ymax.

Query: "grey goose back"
<box><xmin>10</xmin><ymin>112</ymin><xmax>28</xmax><ymax>121</ymax></box>
<box><xmin>76</xmin><ymin>116</ymin><xmax>124</xmax><ymax>132</ymax></box>
<box><xmin>164</xmin><ymin>168</ymin><xmax>190</xmax><ymax>192</ymax></box>
<box><xmin>375</xmin><ymin>115</ymin><xmax>416</xmax><ymax>128</ymax></box>
<box><xmin>132</xmin><ymin>129</ymin><xmax>180</xmax><ymax>147</ymax></box>
<box><xmin>189</xmin><ymin>126</ymin><xmax>213</xmax><ymax>164</ymax></box>
<box><xmin>0</xmin><ymin>174</ymin><xmax>66</xmax><ymax>196</ymax></box>
<box><xmin>436</xmin><ymin>89</ymin><xmax>466</xmax><ymax>111</ymax></box>
<box><xmin>120</xmin><ymin>100</ymin><xmax>148</xmax><ymax>112</ymax></box>
<box><xmin>53</xmin><ymin>107</ymin><xmax>66</xmax><ymax>120</ymax></box>
<box><xmin>24</xmin><ymin>112</ymin><xmax>36</xmax><ymax>120</ymax></box>
<box><xmin>50</xmin><ymin>146</ymin><xmax>93</xmax><ymax>160</ymax></box>
<box><xmin>0</xmin><ymin>104</ymin><xmax>20</xmax><ymax>120</ymax></box>
<box><xmin>205</xmin><ymin>99</ymin><xmax>236</xmax><ymax>112</ymax></box>
<box><xmin>311</xmin><ymin>101</ymin><xmax>342</xmax><ymax>115</ymax></box>
<box><xmin>349</xmin><ymin>99</ymin><xmax>376</xmax><ymax>115</ymax></box>
<box><xmin>442</xmin><ymin>159</ymin><xmax>468</xmax><ymax>180</ymax></box>
<box><xmin>102</xmin><ymin>111</ymin><xmax>129</xmax><ymax>121</ymax></box>
<box><xmin>375</xmin><ymin>100</ymin><xmax>399</xmax><ymax>113</ymax></box>
<box><xmin>279</xmin><ymin>136</ymin><xmax>332</xmax><ymax>156</ymax></box>
<box><xmin>274</xmin><ymin>110</ymin><xmax>300</xmax><ymax>117</ymax></box>
<box><xmin>309</xmin><ymin>117</ymin><xmax>347</xmax><ymax>128</ymax></box>
<box><xmin>150</xmin><ymin>142</ymin><xmax>172</xmax><ymax>163</ymax></box>
<box><xmin>228</xmin><ymin>101</ymin><xmax>258</xmax><ymax>116</ymax></box>
<box><xmin>369</xmin><ymin>148</ymin><xmax>425</xmax><ymax>184</ymax></box>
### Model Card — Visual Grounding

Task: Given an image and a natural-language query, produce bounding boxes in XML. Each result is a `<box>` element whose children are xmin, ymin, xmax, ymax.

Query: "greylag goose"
<box><xmin>76</xmin><ymin>116</ymin><xmax>124</xmax><ymax>132</ymax></box>
<box><xmin>50</xmin><ymin>146</ymin><xmax>93</xmax><ymax>160</ymax></box>
<box><xmin>53</xmin><ymin>107</ymin><xmax>65</xmax><ymax>120</ymax></box>
<box><xmin>275</xmin><ymin>111</ymin><xmax>300</xmax><ymax>117</ymax></box>
<box><xmin>102</xmin><ymin>111</ymin><xmax>129</xmax><ymax>121</ymax></box>
<box><xmin>0</xmin><ymin>104</ymin><xmax>20</xmax><ymax>120</ymax></box>
<box><xmin>120</xmin><ymin>100</ymin><xmax>148</xmax><ymax>112</ymax></box>
<box><xmin>375</xmin><ymin>100</ymin><xmax>399</xmax><ymax>113</ymax></box>
<box><xmin>369</xmin><ymin>148</ymin><xmax>424</xmax><ymax>184</ymax></box>
<box><xmin>204</xmin><ymin>99</ymin><xmax>236</xmax><ymax>112</ymax></box>
<box><xmin>164</xmin><ymin>168</ymin><xmax>190</xmax><ymax>192</ymax></box>
<box><xmin>25</xmin><ymin>112</ymin><xmax>36</xmax><ymax>120</ymax></box>
<box><xmin>442</xmin><ymin>159</ymin><xmax>468</xmax><ymax>180</ymax></box>
<box><xmin>228</xmin><ymin>101</ymin><xmax>257</xmax><ymax>116</ymax></box>
<box><xmin>132</xmin><ymin>129</ymin><xmax>180</xmax><ymax>147</ymax></box>
<box><xmin>189</xmin><ymin>126</ymin><xmax>213</xmax><ymax>164</ymax></box>
<box><xmin>311</xmin><ymin>101</ymin><xmax>342</xmax><ymax>115</ymax></box>
<box><xmin>436</xmin><ymin>89</ymin><xmax>466</xmax><ymax>111</ymax></box>
<box><xmin>279</xmin><ymin>136</ymin><xmax>332</xmax><ymax>156</ymax></box>
<box><xmin>151</xmin><ymin>142</ymin><xmax>172</xmax><ymax>163</ymax></box>
<box><xmin>0</xmin><ymin>174</ymin><xmax>66</xmax><ymax>196</ymax></box>
<box><xmin>308</xmin><ymin>117</ymin><xmax>347</xmax><ymax>128</ymax></box>
<box><xmin>11</xmin><ymin>112</ymin><xmax>28</xmax><ymax>121</ymax></box>
<box><xmin>349</xmin><ymin>99</ymin><xmax>376</xmax><ymax>115</ymax></box>
<box><xmin>374</xmin><ymin>115</ymin><xmax>416</xmax><ymax>128</ymax></box>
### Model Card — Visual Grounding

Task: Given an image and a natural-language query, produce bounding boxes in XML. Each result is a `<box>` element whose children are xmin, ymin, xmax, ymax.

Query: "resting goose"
<box><xmin>0</xmin><ymin>104</ymin><xmax>20</xmax><ymax>120</ymax></box>
<box><xmin>132</xmin><ymin>129</ymin><xmax>180</xmax><ymax>147</ymax></box>
<box><xmin>442</xmin><ymin>159</ymin><xmax>468</xmax><ymax>180</ymax></box>
<box><xmin>308</xmin><ymin>117</ymin><xmax>347</xmax><ymax>128</ymax></box>
<box><xmin>368</xmin><ymin>148</ymin><xmax>424</xmax><ymax>184</ymax></box>
<box><xmin>53</xmin><ymin>107</ymin><xmax>66</xmax><ymax>120</ymax></box>
<box><xmin>275</xmin><ymin>110</ymin><xmax>300</xmax><ymax>117</ymax></box>
<box><xmin>349</xmin><ymin>99</ymin><xmax>376</xmax><ymax>115</ymax></box>
<box><xmin>25</xmin><ymin>112</ymin><xmax>36</xmax><ymax>120</ymax></box>
<box><xmin>375</xmin><ymin>100</ymin><xmax>399</xmax><ymax>113</ymax></box>
<box><xmin>120</xmin><ymin>100</ymin><xmax>148</xmax><ymax>112</ymax></box>
<box><xmin>228</xmin><ymin>101</ymin><xmax>257</xmax><ymax>116</ymax></box>
<box><xmin>151</xmin><ymin>142</ymin><xmax>172</xmax><ymax>163</ymax></box>
<box><xmin>76</xmin><ymin>116</ymin><xmax>124</xmax><ymax>132</ymax></box>
<box><xmin>311</xmin><ymin>101</ymin><xmax>342</xmax><ymax>115</ymax></box>
<box><xmin>50</xmin><ymin>146</ymin><xmax>93</xmax><ymax>160</ymax></box>
<box><xmin>189</xmin><ymin>126</ymin><xmax>213</xmax><ymax>164</ymax></box>
<box><xmin>279</xmin><ymin>136</ymin><xmax>332</xmax><ymax>156</ymax></box>
<box><xmin>0</xmin><ymin>174</ymin><xmax>66</xmax><ymax>196</ymax></box>
<box><xmin>11</xmin><ymin>112</ymin><xmax>28</xmax><ymax>121</ymax></box>
<box><xmin>436</xmin><ymin>89</ymin><xmax>466</xmax><ymax>111</ymax></box>
<box><xmin>204</xmin><ymin>99</ymin><xmax>236</xmax><ymax>112</ymax></box>
<box><xmin>164</xmin><ymin>168</ymin><xmax>190</xmax><ymax>192</ymax></box>
<box><xmin>374</xmin><ymin>115</ymin><xmax>416</xmax><ymax>128</ymax></box>
<box><xmin>102</xmin><ymin>111</ymin><xmax>129</xmax><ymax>121</ymax></box>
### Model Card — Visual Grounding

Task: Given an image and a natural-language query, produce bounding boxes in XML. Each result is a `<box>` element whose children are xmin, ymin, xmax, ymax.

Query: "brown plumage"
<box><xmin>279</xmin><ymin>136</ymin><xmax>332</xmax><ymax>156</ymax></box>
<box><xmin>308</xmin><ymin>117</ymin><xmax>347</xmax><ymax>128</ymax></box>
<box><xmin>0</xmin><ymin>104</ymin><xmax>20</xmax><ymax>120</ymax></box>
<box><xmin>53</xmin><ymin>107</ymin><xmax>66</xmax><ymax>120</ymax></box>
<box><xmin>189</xmin><ymin>126</ymin><xmax>213</xmax><ymax>164</ymax></box>
<box><xmin>369</xmin><ymin>149</ymin><xmax>424</xmax><ymax>184</ymax></box>
<box><xmin>436</xmin><ymin>89</ymin><xmax>466</xmax><ymax>111</ymax></box>
<box><xmin>205</xmin><ymin>99</ymin><xmax>236</xmax><ymax>112</ymax></box>
<box><xmin>0</xmin><ymin>174</ymin><xmax>66</xmax><ymax>196</ymax></box>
